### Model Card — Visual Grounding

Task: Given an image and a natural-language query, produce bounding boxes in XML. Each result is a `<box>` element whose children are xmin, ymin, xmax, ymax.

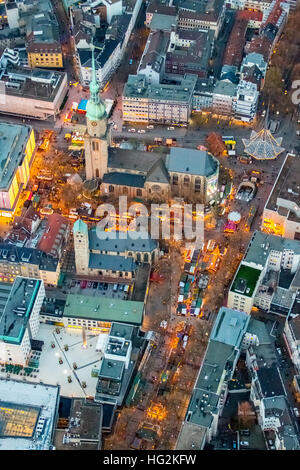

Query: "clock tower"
<box><xmin>84</xmin><ymin>45</ymin><xmax>109</xmax><ymax>180</ymax></box>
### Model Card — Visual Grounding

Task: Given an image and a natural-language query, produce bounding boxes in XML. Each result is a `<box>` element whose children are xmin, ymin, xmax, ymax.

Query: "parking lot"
<box><xmin>69</xmin><ymin>279</ymin><xmax>132</xmax><ymax>301</ymax></box>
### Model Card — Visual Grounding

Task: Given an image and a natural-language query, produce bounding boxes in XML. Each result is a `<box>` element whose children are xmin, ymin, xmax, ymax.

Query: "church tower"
<box><xmin>73</xmin><ymin>219</ymin><xmax>90</xmax><ymax>275</ymax></box>
<box><xmin>84</xmin><ymin>46</ymin><xmax>109</xmax><ymax>180</ymax></box>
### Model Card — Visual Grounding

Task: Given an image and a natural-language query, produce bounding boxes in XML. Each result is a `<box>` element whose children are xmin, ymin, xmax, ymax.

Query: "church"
<box><xmin>84</xmin><ymin>48</ymin><xmax>220</xmax><ymax>204</ymax></box>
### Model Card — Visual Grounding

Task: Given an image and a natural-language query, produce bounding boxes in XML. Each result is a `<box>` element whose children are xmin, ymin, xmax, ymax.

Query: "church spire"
<box><xmin>86</xmin><ymin>44</ymin><xmax>107</xmax><ymax>122</ymax></box>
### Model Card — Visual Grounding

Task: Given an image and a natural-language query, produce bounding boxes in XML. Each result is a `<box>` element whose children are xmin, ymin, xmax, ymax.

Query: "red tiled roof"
<box><xmin>248</xmin><ymin>34</ymin><xmax>272</xmax><ymax>61</ymax></box>
<box><xmin>37</xmin><ymin>213</ymin><xmax>69</xmax><ymax>258</ymax></box>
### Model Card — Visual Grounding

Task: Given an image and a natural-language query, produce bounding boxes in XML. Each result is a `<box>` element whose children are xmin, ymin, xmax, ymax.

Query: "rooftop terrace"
<box><xmin>231</xmin><ymin>264</ymin><xmax>262</xmax><ymax>297</ymax></box>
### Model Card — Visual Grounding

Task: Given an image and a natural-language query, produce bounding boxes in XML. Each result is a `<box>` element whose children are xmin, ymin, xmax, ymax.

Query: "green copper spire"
<box><xmin>86</xmin><ymin>45</ymin><xmax>107</xmax><ymax>122</ymax></box>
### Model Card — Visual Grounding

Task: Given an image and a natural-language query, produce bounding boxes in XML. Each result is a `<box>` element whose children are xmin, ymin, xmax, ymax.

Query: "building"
<box><xmin>244</xmin><ymin>316</ymin><xmax>300</xmax><ymax>450</ymax></box>
<box><xmin>0</xmin><ymin>243</ymin><xmax>61</xmax><ymax>286</ymax></box>
<box><xmin>123</xmin><ymin>73</ymin><xmax>197</xmax><ymax>124</ymax></box>
<box><xmin>95</xmin><ymin>322</ymin><xmax>146</xmax><ymax>406</ymax></box>
<box><xmin>37</xmin><ymin>213</ymin><xmax>69</xmax><ymax>260</ymax></box>
<box><xmin>284</xmin><ymin>300</ymin><xmax>300</xmax><ymax>374</ymax></box>
<box><xmin>234</xmin><ymin>80</ymin><xmax>259</xmax><ymax>122</ymax></box>
<box><xmin>262</xmin><ymin>154</ymin><xmax>300</xmax><ymax>239</ymax></box>
<box><xmin>212</xmin><ymin>80</ymin><xmax>237</xmax><ymax>116</ymax></box>
<box><xmin>0</xmin><ymin>378</ymin><xmax>59</xmax><ymax>450</ymax></box>
<box><xmin>0</xmin><ymin>277</ymin><xmax>45</xmax><ymax>365</ymax></box>
<box><xmin>84</xmin><ymin>42</ymin><xmax>219</xmax><ymax>202</ymax></box>
<box><xmin>55</xmin><ymin>398</ymin><xmax>103</xmax><ymax>450</ymax></box>
<box><xmin>74</xmin><ymin>0</ymin><xmax>142</xmax><ymax>88</ymax></box>
<box><xmin>228</xmin><ymin>231</ymin><xmax>300</xmax><ymax>315</ymax></box>
<box><xmin>176</xmin><ymin>0</ymin><xmax>225</xmax><ymax>37</ymax></box>
<box><xmin>0</xmin><ymin>65</ymin><xmax>68</xmax><ymax>120</ymax></box>
<box><xmin>166</xmin><ymin>147</ymin><xmax>219</xmax><ymax>203</ymax></box>
<box><xmin>137</xmin><ymin>29</ymin><xmax>170</xmax><ymax>84</ymax></box>
<box><xmin>62</xmin><ymin>294</ymin><xmax>145</xmax><ymax>331</ymax></box>
<box><xmin>73</xmin><ymin>218</ymin><xmax>159</xmax><ymax>278</ymax></box>
<box><xmin>192</xmin><ymin>78</ymin><xmax>214</xmax><ymax>112</ymax></box>
<box><xmin>0</xmin><ymin>122</ymin><xmax>35</xmax><ymax>216</ymax></box>
<box><xmin>176</xmin><ymin>307</ymin><xmax>250</xmax><ymax>448</ymax></box>
<box><xmin>165</xmin><ymin>29</ymin><xmax>214</xmax><ymax>79</ymax></box>
<box><xmin>26</xmin><ymin>12</ymin><xmax>63</xmax><ymax>68</ymax></box>
<box><xmin>146</xmin><ymin>2</ymin><xmax>177</xmax><ymax>27</ymax></box>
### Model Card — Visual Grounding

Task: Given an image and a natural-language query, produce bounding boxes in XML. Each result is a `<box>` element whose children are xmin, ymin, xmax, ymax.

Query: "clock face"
<box><xmin>91</xmin><ymin>121</ymin><xmax>97</xmax><ymax>127</ymax></box>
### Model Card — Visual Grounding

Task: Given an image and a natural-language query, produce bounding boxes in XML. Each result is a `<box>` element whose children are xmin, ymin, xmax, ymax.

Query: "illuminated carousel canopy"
<box><xmin>242</xmin><ymin>129</ymin><xmax>285</xmax><ymax>160</ymax></box>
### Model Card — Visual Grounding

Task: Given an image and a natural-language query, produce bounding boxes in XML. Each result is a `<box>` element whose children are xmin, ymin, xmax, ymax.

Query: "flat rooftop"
<box><xmin>124</xmin><ymin>73</ymin><xmax>197</xmax><ymax>102</ymax></box>
<box><xmin>231</xmin><ymin>264</ymin><xmax>261</xmax><ymax>297</ymax></box>
<box><xmin>1</xmin><ymin>66</ymin><xmax>66</xmax><ymax>102</ymax></box>
<box><xmin>0</xmin><ymin>277</ymin><xmax>41</xmax><ymax>345</ymax></box>
<box><xmin>210</xmin><ymin>307</ymin><xmax>250</xmax><ymax>347</ymax></box>
<box><xmin>244</xmin><ymin>231</ymin><xmax>300</xmax><ymax>267</ymax></box>
<box><xmin>1</xmin><ymin>323</ymin><xmax>102</xmax><ymax>398</ymax></box>
<box><xmin>63</xmin><ymin>294</ymin><xmax>144</xmax><ymax>325</ymax></box>
<box><xmin>265</xmin><ymin>154</ymin><xmax>300</xmax><ymax>222</ymax></box>
<box><xmin>0</xmin><ymin>378</ymin><xmax>59</xmax><ymax>450</ymax></box>
<box><xmin>0</xmin><ymin>122</ymin><xmax>32</xmax><ymax>191</ymax></box>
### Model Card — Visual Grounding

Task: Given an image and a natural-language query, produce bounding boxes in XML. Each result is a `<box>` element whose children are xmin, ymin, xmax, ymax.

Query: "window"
<box><xmin>172</xmin><ymin>174</ymin><xmax>178</xmax><ymax>185</ymax></box>
<box><xmin>195</xmin><ymin>177</ymin><xmax>201</xmax><ymax>192</ymax></box>
<box><xmin>184</xmin><ymin>175</ymin><xmax>190</xmax><ymax>186</ymax></box>
<box><xmin>137</xmin><ymin>188</ymin><xmax>142</xmax><ymax>197</ymax></box>
<box><xmin>123</xmin><ymin>186</ymin><xmax>128</xmax><ymax>195</ymax></box>
<box><xmin>92</xmin><ymin>141</ymin><xmax>99</xmax><ymax>151</ymax></box>
<box><xmin>109</xmin><ymin>185</ymin><xmax>114</xmax><ymax>192</ymax></box>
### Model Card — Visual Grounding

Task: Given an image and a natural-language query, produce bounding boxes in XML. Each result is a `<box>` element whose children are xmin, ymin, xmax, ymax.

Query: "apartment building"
<box><xmin>123</xmin><ymin>73</ymin><xmax>197</xmax><ymax>124</ymax></box>
<box><xmin>262</xmin><ymin>154</ymin><xmax>300</xmax><ymax>240</ymax></box>
<box><xmin>0</xmin><ymin>122</ymin><xmax>35</xmax><ymax>216</ymax></box>
<box><xmin>0</xmin><ymin>277</ymin><xmax>45</xmax><ymax>365</ymax></box>
<box><xmin>228</xmin><ymin>231</ymin><xmax>300</xmax><ymax>315</ymax></box>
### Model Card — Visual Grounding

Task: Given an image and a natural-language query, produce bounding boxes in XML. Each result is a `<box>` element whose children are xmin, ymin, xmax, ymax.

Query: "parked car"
<box><xmin>137</xmin><ymin>129</ymin><xmax>146</xmax><ymax>133</ymax></box>
<box><xmin>113</xmin><ymin>284</ymin><xmax>118</xmax><ymax>292</ymax></box>
<box><xmin>98</xmin><ymin>282</ymin><xmax>104</xmax><ymax>290</ymax></box>
<box><xmin>167</xmin><ymin>126</ymin><xmax>175</xmax><ymax>130</ymax></box>
<box><xmin>93</xmin><ymin>282</ymin><xmax>98</xmax><ymax>289</ymax></box>
<box><xmin>147</xmin><ymin>125</ymin><xmax>154</xmax><ymax>129</ymax></box>
<box><xmin>294</xmin><ymin>407</ymin><xmax>300</xmax><ymax>418</ymax></box>
<box><xmin>103</xmin><ymin>283</ymin><xmax>108</xmax><ymax>290</ymax></box>
<box><xmin>240</xmin><ymin>441</ymin><xmax>249</xmax><ymax>446</ymax></box>
<box><xmin>128</xmin><ymin>128</ymin><xmax>136</xmax><ymax>133</ymax></box>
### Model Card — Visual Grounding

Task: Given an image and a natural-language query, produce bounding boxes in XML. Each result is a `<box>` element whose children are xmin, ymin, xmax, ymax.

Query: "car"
<box><xmin>167</xmin><ymin>126</ymin><xmax>175</xmax><ymax>130</ymax></box>
<box><xmin>98</xmin><ymin>282</ymin><xmax>104</xmax><ymax>290</ymax></box>
<box><xmin>128</xmin><ymin>128</ymin><xmax>136</xmax><ymax>133</ymax></box>
<box><xmin>294</xmin><ymin>407</ymin><xmax>300</xmax><ymax>418</ymax></box>
<box><xmin>240</xmin><ymin>441</ymin><xmax>249</xmax><ymax>446</ymax></box>
<box><xmin>274</xmin><ymin>321</ymin><xmax>279</xmax><ymax>330</ymax></box>
<box><xmin>80</xmin><ymin>280</ymin><xmax>87</xmax><ymax>289</ymax></box>
<box><xmin>113</xmin><ymin>284</ymin><xmax>119</xmax><ymax>292</ymax></box>
<box><xmin>276</xmin><ymin>347</ymin><xmax>282</xmax><ymax>356</ymax></box>
<box><xmin>147</xmin><ymin>125</ymin><xmax>154</xmax><ymax>129</ymax></box>
<box><xmin>119</xmin><ymin>284</ymin><xmax>124</xmax><ymax>291</ymax></box>
<box><xmin>129</xmin><ymin>58</ymin><xmax>133</xmax><ymax>65</ymax></box>
<box><xmin>240</xmin><ymin>429</ymin><xmax>250</xmax><ymax>436</ymax></box>
<box><xmin>137</xmin><ymin>129</ymin><xmax>146</xmax><ymax>133</ymax></box>
<box><xmin>93</xmin><ymin>282</ymin><xmax>98</xmax><ymax>289</ymax></box>
<box><xmin>87</xmin><ymin>281</ymin><xmax>93</xmax><ymax>288</ymax></box>
<box><xmin>103</xmin><ymin>283</ymin><xmax>108</xmax><ymax>290</ymax></box>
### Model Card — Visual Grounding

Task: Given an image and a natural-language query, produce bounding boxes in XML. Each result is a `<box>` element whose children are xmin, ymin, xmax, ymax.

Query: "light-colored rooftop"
<box><xmin>63</xmin><ymin>294</ymin><xmax>144</xmax><ymax>325</ymax></box>
<box><xmin>0</xmin><ymin>378</ymin><xmax>59</xmax><ymax>450</ymax></box>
